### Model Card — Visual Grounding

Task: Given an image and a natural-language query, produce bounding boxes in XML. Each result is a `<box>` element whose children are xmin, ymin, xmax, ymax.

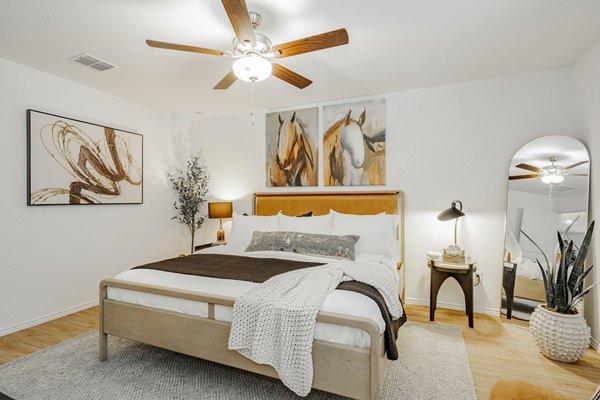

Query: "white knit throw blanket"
<box><xmin>228</xmin><ymin>262</ymin><xmax>402</xmax><ymax>397</ymax></box>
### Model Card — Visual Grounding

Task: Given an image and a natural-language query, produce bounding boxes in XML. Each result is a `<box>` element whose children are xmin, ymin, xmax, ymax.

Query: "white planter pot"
<box><xmin>529</xmin><ymin>304</ymin><xmax>591</xmax><ymax>363</ymax></box>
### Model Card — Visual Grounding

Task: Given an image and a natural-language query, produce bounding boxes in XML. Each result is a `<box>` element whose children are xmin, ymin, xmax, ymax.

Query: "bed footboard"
<box><xmin>99</xmin><ymin>278</ymin><xmax>388</xmax><ymax>400</ymax></box>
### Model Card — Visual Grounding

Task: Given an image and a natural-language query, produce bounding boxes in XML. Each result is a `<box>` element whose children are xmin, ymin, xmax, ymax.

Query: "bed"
<box><xmin>99</xmin><ymin>191</ymin><xmax>405</xmax><ymax>400</ymax></box>
<box><xmin>514</xmin><ymin>259</ymin><xmax>545</xmax><ymax>302</ymax></box>
<box><xmin>503</xmin><ymin>258</ymin><xmax>546</xmax><ymax>318</ymax></box>
<box><xmin>503</xmin><ymin>229</ymin><xmax>547</xmax><ymax>318</ymax></box>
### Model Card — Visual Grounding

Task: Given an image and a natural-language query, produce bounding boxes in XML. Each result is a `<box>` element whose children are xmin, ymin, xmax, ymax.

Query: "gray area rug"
<box><xmin>0</xmin><ymin>321</ymin><xmax>476</xmax><ymax>400</ymax></box>
<box><xmin>501</xmin><ymin>295</ymin><xmax>543</xmax><ymax>321</ymax></box>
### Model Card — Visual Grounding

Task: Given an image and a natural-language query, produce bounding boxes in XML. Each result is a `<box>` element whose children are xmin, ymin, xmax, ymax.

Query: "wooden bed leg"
<box><xmin>99</xmin><ymin>281</ymin><xmax>108</xmax><ymax>362</ymax></box>
<box><xmin>99</xmin><ymin>331</ymin><xmax>107</xmax><ymax>362</ymax></box>
<box><xmin>369</xmin><ymin>333</ymin><xmax>385</xmax><ymax>400</ymax></box>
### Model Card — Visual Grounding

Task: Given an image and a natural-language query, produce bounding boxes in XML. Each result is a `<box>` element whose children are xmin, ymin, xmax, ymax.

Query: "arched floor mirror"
<box><xmin>500</xmin><ymin>136</ymin><xmax>590</xmax><ymax>327</ymax></box>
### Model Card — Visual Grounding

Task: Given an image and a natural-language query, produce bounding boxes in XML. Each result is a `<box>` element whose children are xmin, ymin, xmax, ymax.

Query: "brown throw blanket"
<box><xmin>133</xmin><ymin>253</ymin><xmax>406</xmax><ymax>359</ymax></box>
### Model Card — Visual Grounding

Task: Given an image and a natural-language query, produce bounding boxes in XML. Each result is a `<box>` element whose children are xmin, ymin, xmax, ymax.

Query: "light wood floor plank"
<box><xmin>408</xmin><ymin>305</ymin><xmax>600</xmax><ymax>400</ymax></box>
<box><xmin>0</xmin><ymin>305</ymin><xmax>598</xmax><ymax>399</ymax></box>
<box><xmin>0</xmin><ymin>307</ymin><xmax>98</xmax><ymax>364</ymax></box>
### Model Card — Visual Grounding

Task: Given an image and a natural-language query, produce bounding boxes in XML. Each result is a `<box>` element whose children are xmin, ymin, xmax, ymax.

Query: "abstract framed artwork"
<box><xmin>265</xmin><ymin>107</ymin><xmax>318</xmax><ymax>187</ymax></box>
<box><xmin>27</xmin><ymin>110</ymin><xmax>143</xmax><ymax>205</ymax></box>
<box><xmin>323</xmin><ymin>98</ymin><xmax>386</xmax><ymax>186</ymax></box>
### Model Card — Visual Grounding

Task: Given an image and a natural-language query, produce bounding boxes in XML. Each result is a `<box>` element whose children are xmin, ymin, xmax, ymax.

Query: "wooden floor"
<box><xmin>414</xmin><ymin>305</ymin><xmax>600</xmax><ymax>399</ymax></box>
<box><xmin>1</xmin><ymin>305</ymin><xmax>599</xmax><ymax>399</ymax></box>
<box><xmin>499</xmin><ymin>313</ymin><xmax>531</xmax><ymax>328</ymax></box>
<box><xmin>0</xmin><ymin>307</ymin><xmax>98</xmax><ymax>365</ymax></box>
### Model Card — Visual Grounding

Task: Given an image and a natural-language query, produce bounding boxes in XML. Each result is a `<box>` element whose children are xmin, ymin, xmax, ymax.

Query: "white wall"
<box><xmin>506</xmin><ymin>190</ymin><xmax>586</xmax><ymax>255</ymax></box>
<box><xmin>0</xmin><ymin>57</ymin><xmax>192</xmax><ymax>335</ymax></box>
<box><xmin>552</xmin><ymin>192</ymin><xmax>588</xmax><ymax>213</ymax></box>
<box><xmin>574</xmin><ymin>40</ymin><xmax>600</xmax><ymax>347</ymax></box>
<box><xmin>191</xmin><ymin>68</ymin><xmax>576</xmax><ymax>315</ymax></box>
<box><xmin>506</xmin><ymin>190</ymin><xmax>553</xmax><ymax>239</ymax></box>
<box><xmin>0</xmin><ymin>53</ymin><xmax>587</xmax><ymax>336</ymax></box>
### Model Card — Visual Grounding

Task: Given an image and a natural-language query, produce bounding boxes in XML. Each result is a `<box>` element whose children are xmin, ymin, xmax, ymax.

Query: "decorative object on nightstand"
<box><xmin>208</xmin><ymin>201</ymin><xmax>233</xmax><ymax>243</ymax></box>
<box><xmin>427</xmin><ymin>256</ymin><xmax>477</xmax><ymax>328</ymax></box>
<box><xmin>437</xmin><ymin>200</ymin><xmax>466</xmax><ymax>262</ymax></box>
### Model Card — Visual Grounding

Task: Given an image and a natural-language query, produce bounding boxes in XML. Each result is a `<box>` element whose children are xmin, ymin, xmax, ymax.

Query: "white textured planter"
<box><xmin>529</xmin><ymin>305</ymin><xmax>591</xmax><ymax>363</ymax></box>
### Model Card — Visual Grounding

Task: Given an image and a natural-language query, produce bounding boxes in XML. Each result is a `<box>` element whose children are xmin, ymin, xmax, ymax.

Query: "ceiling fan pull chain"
<box><xmin>249</xmin><ymin>79</ymin><xmax>256</xmax><ymax>126</ymax></box>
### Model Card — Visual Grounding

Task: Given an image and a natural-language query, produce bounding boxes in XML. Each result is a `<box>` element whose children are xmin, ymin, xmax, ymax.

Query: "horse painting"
<box><xmin>266</xmin><ymin>108</ymin><xmax>318</xmax><ymax>187</ymax></box>
<box><xmin>323</xmin><ymin>104</ymin><xmax>386</xmax><ymax>186</ymax></box>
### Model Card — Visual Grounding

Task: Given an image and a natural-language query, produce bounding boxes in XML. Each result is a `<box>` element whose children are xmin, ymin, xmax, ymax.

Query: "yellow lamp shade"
<box><xmin>208</xmin><ymin>202</ymin><xmax>233</xmax><ymax>219</ymax></box>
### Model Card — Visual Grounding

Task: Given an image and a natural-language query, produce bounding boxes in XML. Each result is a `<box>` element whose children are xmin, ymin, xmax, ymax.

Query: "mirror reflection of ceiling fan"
<box><xmin>509</xmin><ymin>156</ymin><xmax>589</xmax><ymax>184</ymax></box>
<box><xmin>145</xmin><ymin>0</ymin><xmax>349</xmax><ymax>89</ymax></box>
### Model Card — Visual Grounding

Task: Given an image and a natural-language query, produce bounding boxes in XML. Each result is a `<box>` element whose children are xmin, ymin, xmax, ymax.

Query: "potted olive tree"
<box><xmin>521</xmin><ymin>220</ymin><xmax>597</xmax><ymax>363</ymax></box>
<box><xmin>168</xmin><ymin>152</ymin><xmax>210</xmax><ymax>254</ymax></box>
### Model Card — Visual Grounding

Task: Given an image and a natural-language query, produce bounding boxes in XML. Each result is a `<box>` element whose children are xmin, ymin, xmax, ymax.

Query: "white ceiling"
<box><xmin>508</xmin><ymin>136</ymin><xmax>590</xmax><ymax>196</ymax></box>
<box><xmin>1</xmin><ymin>0</ymin><xmax>600</xmax><ymax>118</ymax></box>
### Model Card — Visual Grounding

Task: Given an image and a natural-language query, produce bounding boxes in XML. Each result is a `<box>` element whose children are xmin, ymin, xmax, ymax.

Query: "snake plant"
<box><xmin>520</xmin><ymin>220</ymin><xmax>597</xmax><ymax>314</ymax></box>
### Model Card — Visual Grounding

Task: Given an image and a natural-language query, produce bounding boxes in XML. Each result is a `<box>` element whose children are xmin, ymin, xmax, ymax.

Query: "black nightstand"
<box><xmin>194</xmin><ymin>242</ymin><xmax>225</xmax><ymax>252</ymax></box>
<box><xmin>428</xmin><ymin>258</ymin><xmax>477</xmax><ymax>328</ymax></box>
<box><xmin>502</xmin><ymin>261</ymin><xmax>518</xmax><ymax>319</ymax></box>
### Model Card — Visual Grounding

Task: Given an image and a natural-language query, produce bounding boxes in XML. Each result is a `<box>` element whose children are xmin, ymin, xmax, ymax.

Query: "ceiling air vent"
<box><xmin>69</xmin><ymin>53</ymin><xmax>115</xmax><ymax>71</ymax></box>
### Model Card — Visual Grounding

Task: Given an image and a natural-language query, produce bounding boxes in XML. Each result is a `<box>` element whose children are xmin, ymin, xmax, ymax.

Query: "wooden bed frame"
<box><xmin>99</xmin><ymin>191</ymin><xmax>405</xmax><ymax>400</ymax></box>
<box><xmin>514</xmin><ymin>276</ymin><xmax>546</xmax><ymax>302</ymax></box>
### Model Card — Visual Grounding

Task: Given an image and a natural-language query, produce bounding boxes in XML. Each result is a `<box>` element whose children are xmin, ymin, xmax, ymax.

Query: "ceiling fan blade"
<box><xmin>221</xmin><ymin>0</ymin><xmax>255</xmax><ymax>47</ymax></box>
<box><xmin>271</xmin><ymin>63</ymin><xmax>312</xmax><ymax>89</ymax></box>
<box><xmin>272</xmin><ymin>28</ymin><xmax>349</xmax><ymax>59</ymax></box>
<box><xmin>515</xmin><ymin>163</ymin><xmax>542</xmax><ymax>173</ymax></box>
<box><xmin>565</xmin><ymin>160</ymin><xmax>589</xmax><ymax>170</ymax></box>
<box><xmin>146</xmin><ymin>40</ymin><xmax>224</xmax><ymax>56</ymax></box>
<box><xmin>509</xmin><ymin>174</ymin><xmax>540</xmax><ymax>180</ymax></box>
<box><xmin>563</xmin><ymin>173</ymin><xmax>588</xmax><ymax>177</ymax></box>
<box><xmin>213</xmin><ymin>70</ymin><xmax>238</xmax><ymax>90</ymax></box>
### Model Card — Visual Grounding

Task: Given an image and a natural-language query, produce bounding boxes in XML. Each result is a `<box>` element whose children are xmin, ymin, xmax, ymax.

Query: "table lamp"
<box><xmin>437</xmin><ymin>200</ymin><xmax>466</xmax><ymax>261</ymax></box>
<box><xmin>208</xmin><ymin>201</ymin><xmax>233</xmax><ymax>243</ymax></box>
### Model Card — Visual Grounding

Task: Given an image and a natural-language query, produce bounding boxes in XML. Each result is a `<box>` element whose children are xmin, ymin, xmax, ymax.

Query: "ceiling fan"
<box><xmin>145</xmin><ymin>0</ymin><xmax>349</xmax><ymax>90</ymax></box>
<box><xmin>509</xmin><ymin>156</ymin><xmax>589</xmax><ymax>184</ymax></box>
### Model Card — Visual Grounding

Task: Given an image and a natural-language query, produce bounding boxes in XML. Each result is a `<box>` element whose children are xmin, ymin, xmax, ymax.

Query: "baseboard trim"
<box><xmin>0</xmin><ymin>300</ymin><xmax>98</xmax><ymax>337</ymax></box>
<box><xmin>405</xmin><ymin>297</ymin><xmax>500</xmax><ymax>316</ymax></box>
<box><xmin>591</xmin><ymin>337</ymin><xmax>599</xmax><ymax>352</ymax></box>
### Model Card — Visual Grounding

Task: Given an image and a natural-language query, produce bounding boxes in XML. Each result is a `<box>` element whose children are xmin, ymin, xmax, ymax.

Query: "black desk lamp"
<box><xmin>437</xmin><ymin>200</ymin><xmax>465</xmax><ymax>260</ymax></box>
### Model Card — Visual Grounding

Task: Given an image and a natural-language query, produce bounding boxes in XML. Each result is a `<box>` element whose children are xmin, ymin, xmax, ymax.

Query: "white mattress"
<box><xmin>108</xmin><ymin>245</ymin><xmax>399</xmax><ymax>349</ymax></box>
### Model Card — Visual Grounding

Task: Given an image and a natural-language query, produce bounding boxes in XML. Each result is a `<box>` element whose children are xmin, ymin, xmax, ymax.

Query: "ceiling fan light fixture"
<box><xmin>147</xmin><ymin>2</ymin><xmax>349</xmax><ymax>90</ymax></box>
<box><xmin>541</xmin><ymin>174</ymin><xmax>564</xmax><ymax>184</ymax></box>
<box><xmin>233</xmin><ymin>33</ymin><xmax>272</xmax><ymax>54</ymax></box>
<box><xmin>232</xmin><ymin>54</ymin><xmax>272</xmax><ymax>82</ymax></box>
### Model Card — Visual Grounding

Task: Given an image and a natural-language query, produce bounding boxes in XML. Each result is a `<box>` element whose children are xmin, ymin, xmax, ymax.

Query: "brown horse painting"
<box><xmin>323</xmin><ymin>109</ymin><xmax>385</xmax><ymax>186</ymax></box>
<box><xmin>267</xmin><ymin>112</ymin><xmax>317</xmax><ymax>187</ymax></box>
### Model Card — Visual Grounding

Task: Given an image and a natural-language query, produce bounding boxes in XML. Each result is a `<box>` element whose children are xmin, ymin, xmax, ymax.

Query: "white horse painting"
<box><xmin>323</xmin><ymin>100</ymin><xmax>386</xmax><ymax>186</ymax></box>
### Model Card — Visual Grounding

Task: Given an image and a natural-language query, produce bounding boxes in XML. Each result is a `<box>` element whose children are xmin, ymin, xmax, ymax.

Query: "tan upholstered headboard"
<box><xmin>253</xmin><ymin>191</ymin><xmax>401</xmax><ymax>216</ymax></box>
<box><xmin>253</xmin><ymin>191</ymin><xmax>405</xmax><ymax>301</ymax></box>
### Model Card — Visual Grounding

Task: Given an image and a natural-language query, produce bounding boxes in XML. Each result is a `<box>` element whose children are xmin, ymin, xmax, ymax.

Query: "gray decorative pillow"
<box><xmin>245</xmin><ymin>231</ymin><xmax>360</xmax><ymax>260</ymax></box>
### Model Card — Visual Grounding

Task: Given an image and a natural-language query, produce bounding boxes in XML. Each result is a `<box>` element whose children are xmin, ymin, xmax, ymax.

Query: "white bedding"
<box><xmin>516</xmin><ymin>258</ymin><xmax>543</xmax><ymax>280</ymax></box>
<box><xmin>108</xmin><ymin>245</ymin><xmax>399</xmax><ymax>348</ymax></box>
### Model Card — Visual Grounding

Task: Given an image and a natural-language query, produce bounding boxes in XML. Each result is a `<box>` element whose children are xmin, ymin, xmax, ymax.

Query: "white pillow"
<box><xmin>505</xmin><ymin>229</ymin><xmax>523</xmax><ymax>263</ymax></box>
<box><xmin>278</xmin><ymin>213</ymin><xmax>333</xmax><ymax>234</ymax></box>
<box><xmin>331</xmin><ymin>211</ymin><xmax>399</xmax><ymax>259</ymax></box>
<box><xmin>228</xmin><ymin>212</ymin><xmax>279</xmax><ymax>250</ymax></box>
